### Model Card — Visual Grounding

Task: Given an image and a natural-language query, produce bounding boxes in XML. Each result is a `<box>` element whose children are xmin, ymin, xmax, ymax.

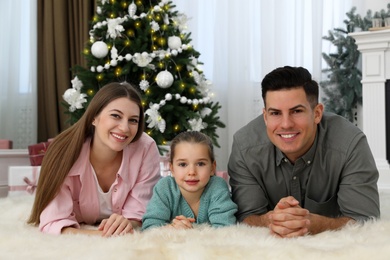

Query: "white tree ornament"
<box><xmin>71</xmin><ymin>76</ymin><xmax>83</xmax><ymax>91</ymax></box>
<box><xmin>128</xmin><ymin>1</ymin><xmax>137</xmax><ymax>18</ymax></box>
<box><xmin>139</xmin><ymin>80</ymin><xmax>150</xmax><ymax>91</ymax></box>
<box><xmin>188</xmin><ymin>117</ymin><xmax>207</xmax><ymax>131</ymax></box>
<box><xmin>63</xmin><ymin>89</ymin><xmax>88</xmax><ymax>112</ymax></box>
<box><xmin>145</xmin><ymin>106</ymin><xmax>166</xmax><ymax>133</ymax></box>
<box><xmin>156</xmin><ymin>70</ymin><xmax>174</xmax><ymax>88</ymax></box>
<box><xmin>111</xmin><ymin>45</ymin><xmax>118</xmax><ymax>59</ymax></box>
<box><xmin>168</xmin><ymin>36</ymin><xmax>182</xmax><ymax>50</ymax></box>
<box><xmin>132</xmin><ymin>52</ymin><xmax>152</xmax><ymax>67</ymax></box>
<box><xmin>91</xmin><ymin>41</ymin><xmax>109</xmax><ymax>58</ymax></box>
<box><xmin>106</xmin><ymin>18</ymin><xmax>125</xmax><ymax>39</ymax></box>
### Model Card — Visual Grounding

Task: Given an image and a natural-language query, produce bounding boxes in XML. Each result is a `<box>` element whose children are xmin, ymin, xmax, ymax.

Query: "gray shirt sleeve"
<box><xmin>228</xmin><ymin>131</ymin><xmax>271</xmax><ymax>222</ymax></box>
<box><xmin>228</xmin><ymin>113</ymin><xmax>380</xmax><ymax>223</ymax></box>
<box><xmin>334</xmin><ymin>132</ymin><xmax>380</xmax><ymax>221</ymax></box>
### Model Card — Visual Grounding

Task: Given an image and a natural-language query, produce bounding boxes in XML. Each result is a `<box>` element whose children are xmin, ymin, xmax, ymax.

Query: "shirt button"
<box><xmin>114</xmin><ymin>188</ymin><xmax>117</xmax><ymax>192</ymax></box>
<box><xmin>284</xmin><ymin>158</ymin><xmax>288</xmax><ymax>163</ymax></box>
<box><xmin>307</xmin><ymin>160</ymin><xmax>311</xmax><ymax>164</ymax></box>
<box><xmin>293</xmin><ymin>176</ymin><xmax>297</xmax><ymax>180</ymax></box>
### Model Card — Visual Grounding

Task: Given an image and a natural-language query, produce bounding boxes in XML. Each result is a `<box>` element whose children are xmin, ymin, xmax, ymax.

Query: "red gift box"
<box><xmin>28</xmin><ymin>142</ymin><xmax>50</xmax><ymax>166</ymax></box>
<box><xmin>0</xmin><ymin>139</ymin><xmax>13</xmax><ymax>149</ymax></box>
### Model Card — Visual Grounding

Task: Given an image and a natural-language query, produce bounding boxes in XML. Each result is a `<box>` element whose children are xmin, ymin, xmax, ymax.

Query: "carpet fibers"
<box><xmin>0</xmin><ymin>192</ymin><xmax>390</xmax><ymax>260</ymax></box>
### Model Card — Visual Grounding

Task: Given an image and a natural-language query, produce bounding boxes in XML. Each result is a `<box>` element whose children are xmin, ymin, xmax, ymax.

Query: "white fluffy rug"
<box><xmin>1</xmin><ymin>192</ymin><xmax>390</xmax><ymax>260</ymax></box>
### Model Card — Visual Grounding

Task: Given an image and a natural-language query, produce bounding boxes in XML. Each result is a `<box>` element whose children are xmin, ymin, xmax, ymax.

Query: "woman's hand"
<box><xmin>98</xmin><ymin>213</ymin><xmax>134</xmax><ymax>237</ymax></box>
<box><xmin>169</xmin><ymin>215</ymin><xmax>195</xmax><ymax>229</ymax></box>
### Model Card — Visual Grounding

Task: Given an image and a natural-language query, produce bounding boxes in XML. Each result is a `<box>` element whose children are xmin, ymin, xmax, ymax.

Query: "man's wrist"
<box><xmin>242</xmin><ymin>211</ymin><xmax>273</xmax><ymax>227</ymax></box>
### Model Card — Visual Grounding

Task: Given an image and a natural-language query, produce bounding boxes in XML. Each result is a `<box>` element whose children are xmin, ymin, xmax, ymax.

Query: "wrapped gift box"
<box><xmin>8</xmin><ymin>166</ymin><xmax>41</xmax><ymax>197</ymax></box>
<box><xmin>28</xmin><ymin>142</ymin><xmax>51</xmax><ymax>166</ymax></box>
<box><xmin>0</xmin><ymin>139</ymin><xmax>13</xmax><ymax>149</ymax></box>
<box><xmin>216</xmin><ymin>171</ymin><xmax>231</xmax><ymax>191</ymax></box>
<box><xmin>216</xmin><ymin>171</ymin><xmax>230</xmax><ymax>185</ymax></box>
<box><xmin>159</xmin><ymin>155</ymin><xmax>171</xmax><ymax>177</ymax></box>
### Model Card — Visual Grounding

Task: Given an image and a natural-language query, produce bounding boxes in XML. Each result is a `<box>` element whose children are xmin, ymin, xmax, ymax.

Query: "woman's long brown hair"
<box><xmin>27</xmin><ymin>82</ymin><xmax>144</xmax><ymax>225</ymax></box>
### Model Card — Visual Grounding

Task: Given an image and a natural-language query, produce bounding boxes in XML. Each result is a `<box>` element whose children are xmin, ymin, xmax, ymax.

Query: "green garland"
<box><xmin>321</xmin><ymin>4</ymin><xmax>390</xmax><ymax>122</ymax></box>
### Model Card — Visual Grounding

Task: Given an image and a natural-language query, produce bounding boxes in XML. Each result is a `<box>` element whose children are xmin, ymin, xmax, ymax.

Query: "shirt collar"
<box><xmin>68</xmin><ymin>138</ymin><xmax>130</xmax><ymax>183</ymax></box>
<box><xmin>276</xmin><ymin>133</ymin><xmax>318</xmax><ymax>166</ymax></box>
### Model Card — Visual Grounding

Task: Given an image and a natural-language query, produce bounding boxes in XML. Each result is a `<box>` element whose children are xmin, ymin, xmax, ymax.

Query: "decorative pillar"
<box><xmin>349</xmin><ymin>29</ymin><xmax>390</xmax><ymax>189</ymax></box>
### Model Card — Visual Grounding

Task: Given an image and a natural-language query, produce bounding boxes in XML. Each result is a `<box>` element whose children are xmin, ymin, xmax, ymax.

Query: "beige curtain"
<box><xmin>37</xmin><ymin>0</ymin><xmax>95</xmax><ymax>142</ymax></box>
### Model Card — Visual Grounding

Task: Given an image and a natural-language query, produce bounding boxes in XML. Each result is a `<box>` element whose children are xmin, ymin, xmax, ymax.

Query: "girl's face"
<box><xmin>92</xmin><ymin>97</ymin><xmax>140</xmax><ymax>152</ymax></box>
<box><xmin>170</xmin><ymin>142</ymin><xmax>216</xmax><ymax>197</ymax></box>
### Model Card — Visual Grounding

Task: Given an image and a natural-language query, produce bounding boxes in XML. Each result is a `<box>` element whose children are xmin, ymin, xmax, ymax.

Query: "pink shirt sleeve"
<box><xmin>119</xmin><ymin>133</ymin><xmax>161</xmax><ymax>221</ymax></box>
<box><xmin>39</xmin><ymin>178</ymin><xmax>80</xmax><ymax>235</ymax></box>
<box><xmin>38</xmin><ymin>140</ymin><xmax>95</xmax><ymax>235</ymax></box>
<box><xmin>38</xmin><ymin>134</ymin><xmax>160</xmax><ymax>234</ymax></box>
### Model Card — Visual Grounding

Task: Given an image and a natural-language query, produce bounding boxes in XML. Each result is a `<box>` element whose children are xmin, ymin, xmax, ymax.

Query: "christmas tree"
<box><xmin>63</xmin><ymin>0</ymin><xmax>225</xmax><ymax>148</ymax></box>
<box><xmin>321</xmin><ymin>5</ymin><xmax>390</xmax><ymax>123</ymax></box>
<box><xmin>321</xmin><ymin>7</ymin><xmax>367</xmax><ymax>123</ymax></box>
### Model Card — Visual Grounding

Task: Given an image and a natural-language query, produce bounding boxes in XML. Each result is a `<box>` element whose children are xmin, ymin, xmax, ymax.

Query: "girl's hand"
<box><xmin>169</xmin><ymin>215</ymin><xmax>195</xmax><ymax>229</ymax></box>
<box><xmin>98</xmin><ymin>213</ymin><xmax>134</xmax><ymax>237</ymax></box>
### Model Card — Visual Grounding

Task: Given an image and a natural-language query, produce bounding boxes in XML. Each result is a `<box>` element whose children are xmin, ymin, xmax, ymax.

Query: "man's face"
<box><xmin>263</xmin><ymin>87</ymin><xmax>323</xmax><ymax>163</ymax></box>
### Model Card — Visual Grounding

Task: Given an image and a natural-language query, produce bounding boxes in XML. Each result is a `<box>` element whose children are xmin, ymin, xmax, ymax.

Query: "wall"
<box><xmin>361</xmin><ymin>0</ymin><xmax>389</xmax><ymax>13</ymax></box>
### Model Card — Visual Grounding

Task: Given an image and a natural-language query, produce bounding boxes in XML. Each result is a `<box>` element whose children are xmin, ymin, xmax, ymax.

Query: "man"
<box><xmin>228</xmin><ymin>66</ymin><xmax>380</xmax><ymax>238</ymax></box>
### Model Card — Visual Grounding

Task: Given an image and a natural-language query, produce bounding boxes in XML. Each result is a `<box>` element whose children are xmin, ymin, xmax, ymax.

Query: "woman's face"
<box><xmin>92</xmin><ymin>97</ymin><xmax>140</xmax><ymax>152</ymax></box>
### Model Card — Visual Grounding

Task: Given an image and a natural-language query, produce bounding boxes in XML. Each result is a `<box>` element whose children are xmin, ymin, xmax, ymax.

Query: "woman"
<box><xmin>28</xmin><ymin>82</ymin><xmax>161</xmax><ymax>236</ymax></box>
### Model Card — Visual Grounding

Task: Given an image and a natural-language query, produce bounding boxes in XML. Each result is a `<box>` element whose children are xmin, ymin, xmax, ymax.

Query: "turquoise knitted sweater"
<box><xmin>142</xmin><ymin>176</ymin><xmax>237</xmax><ymax>230</ymax></box>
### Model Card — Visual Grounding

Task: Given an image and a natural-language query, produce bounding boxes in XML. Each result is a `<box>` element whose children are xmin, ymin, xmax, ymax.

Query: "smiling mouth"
<box><xmin>280</xmin><ymin>134</ymin><xmax>296</xmax><ymax>138</ymax></box>
<box><xmin>112</xmin><ymin>133</ymin><xmax>127</xmax><ymax>140</ymax></box>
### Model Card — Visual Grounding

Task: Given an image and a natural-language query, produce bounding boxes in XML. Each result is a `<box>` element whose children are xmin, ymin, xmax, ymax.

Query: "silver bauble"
<box><xmin>91</xmin><ymin>41</ymin><xmax>108</xmax><ymax>58</ymax></box>
<box><xmin>156</xmin><ymin>70</ymin><xmax>174</xmax><ymax>88</ymax></box>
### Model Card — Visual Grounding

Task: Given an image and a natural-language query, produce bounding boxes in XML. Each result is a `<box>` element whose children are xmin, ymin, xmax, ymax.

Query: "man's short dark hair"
<box><xmin>261</xmin><ymin>66</ymin><xmax>319</xmax><ymax>108</ymax></box>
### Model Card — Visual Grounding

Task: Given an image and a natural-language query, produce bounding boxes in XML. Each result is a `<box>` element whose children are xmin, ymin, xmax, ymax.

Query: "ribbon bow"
<box><xmin>23</xmin><ymin>177</ymin><xmax>37</xmax><ymax>194</ymax></box>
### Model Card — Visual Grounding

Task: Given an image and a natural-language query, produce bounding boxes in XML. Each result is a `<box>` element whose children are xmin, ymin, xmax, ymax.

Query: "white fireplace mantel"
<box><xmin>349</xmin><ymin>29</ymin><xmax>390</xmax><ymax>190</ymax></box>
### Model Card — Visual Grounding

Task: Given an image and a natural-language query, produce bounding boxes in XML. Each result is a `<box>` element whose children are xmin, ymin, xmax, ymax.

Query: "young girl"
<box><xmin>142</xmin><ymin>131</ymin><xmax>237</xmax><ymax>230</ymax></box>
<box><xmin>28</xmin><ymin>82</ymin><xmax>161</xmax><ymax>236</ymax></box>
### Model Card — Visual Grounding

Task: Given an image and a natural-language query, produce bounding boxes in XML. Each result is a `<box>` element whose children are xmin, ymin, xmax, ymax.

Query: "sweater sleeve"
<box><xmin>141</xmin><ymin>177</ymin><xmax>176</xmax><ymax>231</ymax></box>
<box><xmin>207</xmin><ymin>177</ymin><xmax>238</xmax><ymax>227</ymax></box>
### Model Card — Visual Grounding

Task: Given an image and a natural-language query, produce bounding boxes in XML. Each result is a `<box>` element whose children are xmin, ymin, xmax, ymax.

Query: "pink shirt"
<box><xmin>39</xmin><ymin>133</ymin><xmax>161</xmax><ymax>235</ymax></box>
